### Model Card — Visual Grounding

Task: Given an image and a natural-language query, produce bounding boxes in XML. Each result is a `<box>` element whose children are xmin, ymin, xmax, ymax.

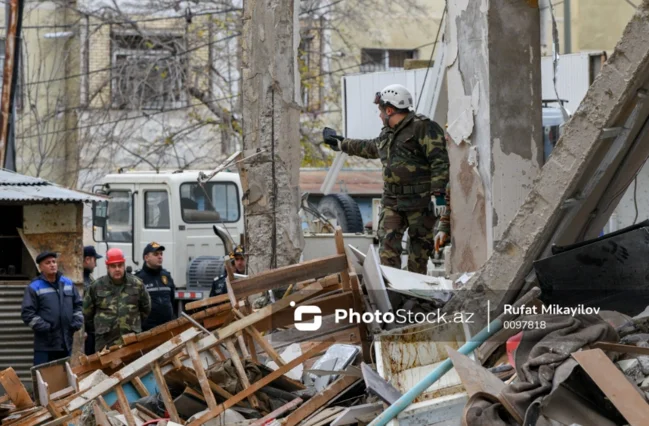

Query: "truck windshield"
<box><xmin>180</xmin><ymin>182</ymin><xmax>240</xmax><ymax>223</ymax></box>
<box><xmin>105</xmin><ymin>191</ymin><xmax>133</xmax><ymax>242</ymax></box>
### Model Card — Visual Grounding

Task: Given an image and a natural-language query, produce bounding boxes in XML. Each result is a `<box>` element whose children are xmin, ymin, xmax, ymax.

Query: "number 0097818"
<box><xmin>503</xmin><ymin>320</ymin><xmax>547</xmax><ymax>330</ymax></box>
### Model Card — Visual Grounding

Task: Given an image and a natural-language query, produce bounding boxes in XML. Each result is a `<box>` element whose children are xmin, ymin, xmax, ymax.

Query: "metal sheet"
<box><xmin>534</xmin><ymin>220</ymin><xmax>649</xmax><ymax>316</ymax></box>
<box><xmin>0</xmin><ymin>170</ymin><xmax>104</xmax><ymax>203</ymax></box>
<box><xmin>0</xmin><ymin>282</ymin><xmax>34</xmax><ymax>389</ymax></box>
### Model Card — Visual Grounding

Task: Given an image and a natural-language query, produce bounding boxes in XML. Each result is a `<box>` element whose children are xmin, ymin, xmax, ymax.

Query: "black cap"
<box><xmin>36</xmin><ymin>251</ymin><xmax>57</xmax><ymax>264</ymax></box>
<box><xmin>84</xmin><ymin>246</ymin><xmax>103</xmax><ymax>259</ymax></box>
<box><xmin>143</xmin><ymin>242</ymin><xmax>166</xmax><ymax>258</ymax></box>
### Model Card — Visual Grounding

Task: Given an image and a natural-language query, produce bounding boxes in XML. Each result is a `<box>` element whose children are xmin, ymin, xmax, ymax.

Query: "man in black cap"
<box><xmin>135</xmin><ymin>242</ymin><xmax>177</xmax><ymax>331</ymax></box>
<box><xmin>21</xmin><ymin>251</ymin><xmax>83</xmax><ymax>365</ymax></box>
<box><xmin>82</xmin><ymin>246</ymin><xmax>102</xmax><ymax>355</ymax></box>
<box><xmin>83</xmin><ymin>246</ymin><xmax>103</xmax><ymax>287</ymax></box>
<box><xmin>209</xmin><ymin>245</ymin><xmax>246</xmax><ymax>297</ymax></box>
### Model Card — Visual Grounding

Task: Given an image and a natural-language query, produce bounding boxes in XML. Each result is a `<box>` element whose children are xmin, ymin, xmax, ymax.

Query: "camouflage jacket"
<box><xmin>436</xmin><ymin>181</ymin><xmax>451</xmax><ymax>234</ymax></box>
<box><xmin>83</xmin><ymin>274</ymin><xmax>151</xmax><ymax>351</ymax></box>
<box><xmin>341</xmin><ymin>112</ymin><xmax>449</xmax><ymax>212</ymax></box>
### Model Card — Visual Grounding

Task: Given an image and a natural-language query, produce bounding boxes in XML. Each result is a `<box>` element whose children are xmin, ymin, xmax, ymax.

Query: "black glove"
<box><xmin>323</xmin><ymin>127</ymin><xmax>344</xmax><ymax>152</ymax></box>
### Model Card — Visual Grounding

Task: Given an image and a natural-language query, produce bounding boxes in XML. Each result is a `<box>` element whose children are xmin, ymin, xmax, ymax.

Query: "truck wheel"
<box><xmin>317</xmin><ymin>194</ymin><xmax>364</xmax><ymax>233</ymax></box>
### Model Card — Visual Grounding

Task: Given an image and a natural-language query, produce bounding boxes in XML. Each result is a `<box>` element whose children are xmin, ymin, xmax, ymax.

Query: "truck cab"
<box><xmin>91</xmin><ymin>170</ymin><xmax>244</xmax><ymax>302</ymax></box>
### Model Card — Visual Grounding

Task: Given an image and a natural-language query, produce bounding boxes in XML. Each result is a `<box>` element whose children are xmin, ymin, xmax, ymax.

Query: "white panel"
<box><xmin>342</xmin><ymin>69</ymin><xmax>429</xmax><ymax>139</ymax></box>
<box><xmin>541</xmin><ymin>52</ymin><xmax>595</xmax><ymax>114</ymax></box>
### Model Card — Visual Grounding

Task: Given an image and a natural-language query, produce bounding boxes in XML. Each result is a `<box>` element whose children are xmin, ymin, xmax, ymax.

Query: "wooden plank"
<box><xmin>93</xmin><ymin>402</ymin><xmax>111</xmax><ymax>426</ymax></box>
<box><xmin>283</xmin><ymin>375</ymin><xmax>359</xmax><ymax>426</ymax></box>
<box><xmin>0</xmin><ymin>367</ymin><xmax>34</xmax><ymax>409</ymax></box>
<box><xmin>224</xmin><ymin>261</ymin><xmax>253</xmax><ymax>360</ymax></box>
<box><xmin>350</xmin><ymin>273</ymin><xmax>371</xmax><ymax>363</ymax></box>
<box><xmin>46</xmin><ymin>402</ymin><xmax>62</xmax><ymax>419</ymax></box>
<box><xmin>187</xmin><ymin>338</ymin><xmax>335</xmax><ymax>426</ymax></box>
<box><xmin>131</xmin><ymin>377</ymin><xmax>149</xmax><ymax>397</ymax></box>
<box><xmin>185</xmin><ymin>293</ymin><xmax>230</xmax><ymax>311</ymax></box>
<box><xmin>35</xmin><ymin>370</ymin><xmax>50</xmax><ymax>407</ymax></box>
<box><xmin>49</xmin><ymin>386</ymin><xmax>74</xmax><ymax>400</ymax></box>
<box><xmin>98</xmin><ymin>396</ymin><xmax>110</xmax><ymax>412</ymax></box>
<box><xmin>209</xmin><ymin>347</ymin><xmax>226</xmax><ymax>362</ymax></box>
<box><xmin>232</xmin><ymin>254</ymin><xmax>347</xmax><ymax>299</ymax></box>
<box><xmin>151</xmin><ymin>362</ymin><xmax>181</xmax><ymax>423</ymax></box>
<box><xmin>114</xmin><ymin>385</ymin><xmax>136</xmax><ymax>426</ymax></box>
<box><xmin>135</xmin><ymin>404</ymin><xmax>158</xmax><ymax>421</ymax></box>
<box><xmin>225</xmin><ymin>338</ymin><xmax>259</xmax><ymax>409</ymax></box>
<box><xmin>446</xmin><ymin>347</ymin><xmax>506</xmax><ymax>397</ymax></box>
<box><xmin>249</xmin><ymin>397</ymin><xmax>303</xmax><ymax>426</ymax></box>
<box><xmin>66</xmin><ymin>328</ymin><xmax>201</xmax><ymax>413</ymax></box>
<box><xmin>592</xmin><ymin>341</ymin><xmax>649</xmax><ymax>356</ymax></box>
<box><xmin>234</xmin><ymin>309</ymin><xmax>286</xmax><ymax>368</ymax></box>
<box><xmin>166</xmin><ymin>366</ymin><xmax>236</xmax><ymax>402</ymax></box>
<box><xmin>186</xmin><ymin>340</ymin><xmax>218</xmax><ymax>411</ymax></box>
<box><xmin>572</xmin><ymin>349</ymin><xmax>649</xmax><ymax>426</ymax></box>
<box><xmin>334</xmin><ymin>227</ymin><xmax>352</xmax><ymax>292</ymax></box>
<box><xmin>172</xmin><ymin>356</ymin><xmax>183</xmax><ymax>369</ymax></box>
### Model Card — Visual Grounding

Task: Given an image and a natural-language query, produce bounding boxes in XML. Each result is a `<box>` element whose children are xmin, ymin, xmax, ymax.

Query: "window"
<box><xmin>180</xmin><ymin>182</ymin><xmax>240</xmax><ymax>223</ymax></box>
<box><xmin>145</xmin><ymin>191</ymin><xmax>170</xmax><ymax>229</ymax></box>
<box><xmin>360</xmin><ymin>48</ymin><xmax>418</xmax><ymax>72</ymax></box>
<box><xmin>105</xmin><ymin>191</ymin><xmax>132</xmax><ymax>242</ymax></box>
<box><xmin>111</xmin><ymin>32</ymin><xmax>187</xmax><ymax>110</ymax></box>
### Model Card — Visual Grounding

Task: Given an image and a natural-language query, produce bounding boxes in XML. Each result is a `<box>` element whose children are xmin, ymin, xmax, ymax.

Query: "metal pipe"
<box><xmin>369</xmin><ymin>287</ymin><xmax>542</xmax><ymax>426</ymax></box>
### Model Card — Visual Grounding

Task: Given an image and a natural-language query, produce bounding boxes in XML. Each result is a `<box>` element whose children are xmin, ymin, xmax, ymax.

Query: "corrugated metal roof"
<box><xmin>0</xmin><ymin>170</ymin><xmax>104</xmax><ymax>203</ymax></box>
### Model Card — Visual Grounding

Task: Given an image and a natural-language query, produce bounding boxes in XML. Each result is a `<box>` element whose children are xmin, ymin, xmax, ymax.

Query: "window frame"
<box><xmin>179</xmin><ymin>182</ymin><xmax>241</xmax><ymax>224</ymax></box>
<box><xmin>110</xmin><ymin>31</ymin><xmax>188</xmax><ymax>110</ymax></box>
<box><xmin>144</xmin><ymin>190</ymin><xmax>171</xmax><ymax>230</ymax></box>
<box><xmin>104</xmin><ymin>190</ymin><xmax>133</xmax><ymax>243</ymax></box>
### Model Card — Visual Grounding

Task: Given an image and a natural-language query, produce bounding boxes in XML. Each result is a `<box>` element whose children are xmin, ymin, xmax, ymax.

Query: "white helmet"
<box><xmin>375</xmin><ymin>84</ymin><xmax>413</xmax><ymax>110</ymax></box>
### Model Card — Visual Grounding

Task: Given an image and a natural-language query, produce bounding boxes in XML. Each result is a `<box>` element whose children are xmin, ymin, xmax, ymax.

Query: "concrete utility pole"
<box><xmin>239</xmin><ymin>0</ymin><xmax>304</xmax><ymax>274</ymax></box>
<box><xmin>445</xmin><ymin>0</ymin><xmax>543</xmax><ymax>274</ymax></box>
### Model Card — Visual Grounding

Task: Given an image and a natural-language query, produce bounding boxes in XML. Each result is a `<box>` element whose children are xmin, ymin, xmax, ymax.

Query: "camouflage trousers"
<box><xmin>377</xmin><ymin>206</ymin><xmax>436</xmax><ymax>274</ymax></box>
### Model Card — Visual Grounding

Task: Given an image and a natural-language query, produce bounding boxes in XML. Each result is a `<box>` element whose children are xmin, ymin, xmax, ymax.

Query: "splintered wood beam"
<box><xmin>225</xmin><ymin>261</ymin><xmax>252</xmax><ymax>360</ymax></box>
<box><xmin>234</xmin><ymin>309</ymin><xmax>286</xmax><ymax>368</ymax></box>
<box><xmin>131</xmin><ymin>377</ymin><xmax>149</xmax><ymax>397</ymax></box>
<box><xmin>185</xmin><ymin>293</ymin><xmax>230</xmax><ymax>311</ymax></box>
<box><xmin>151</xmin><ymin>362</ymin><xmax>181</xmax><ymax>423</ymax></box>
<box><xmin>0</xmin><ymin>367</ymin><xmax>35</xmax><ymax>409</ymax></box>
<box><xmin>115</xmin><ymin>385</ymin><xmax>136</xmax><ymax>426</ymax></box>
<box><xmin>225</xmin><ymin>338</ymin><xmax>260</xmax><ymax>409</ymax></box>
<box><xmin>187</xmin><ymin>338</ymin><xmax>335</xmax><ymax>426</ymax></box>
<box><xmin>232</xmin><ymin>254</ymin><xmax>348</xmax><ymax>299</ymax></box>
<box><xmin>186</xmin><ymin>340</ymin><xmax>218</xmax><ymax>411</ymax></box>
<box><xmin>66</xmin><ymin>328</ymin><xmax>201</xmax><ymax>413</ymax></box>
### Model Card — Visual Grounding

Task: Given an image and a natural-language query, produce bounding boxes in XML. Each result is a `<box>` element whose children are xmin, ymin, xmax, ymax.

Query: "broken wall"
<box><xmin>446</xmin><ymin>0</ymin><xmax>543</xmax><ymax>273</ymax></box>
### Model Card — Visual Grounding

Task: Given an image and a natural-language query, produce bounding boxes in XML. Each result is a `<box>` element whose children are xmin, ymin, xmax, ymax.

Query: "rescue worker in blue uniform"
<box><xmin>21</xmin><ymin>251</ymin><xmax>83</xmax><ymax>365</ymax></box>
<box><xmin>135</xmin><ymin>242</ymin><xmax>177</xmax><ymax>331</ymax></box>
<box><xmin>209</xmin><ymin>245</ymin><xmax>246</xmax><ymax>297</ymax></box>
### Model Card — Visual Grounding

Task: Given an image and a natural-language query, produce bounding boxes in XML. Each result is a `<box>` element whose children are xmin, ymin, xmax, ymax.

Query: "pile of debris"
<box><xmin>0</xmin><ymin>229</ymin><xmax>400</xmax><ymax>426</ymax></box>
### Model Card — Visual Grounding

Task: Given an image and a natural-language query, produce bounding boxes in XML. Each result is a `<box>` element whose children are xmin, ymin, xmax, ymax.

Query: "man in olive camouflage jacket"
<box><xmin>325</xmin><ymin>84</ymin><xmax>450</xmax><ymax>274</ymax></box>
<box><xmin>83</xmin><ymin>248</ymin><xmax>151</xmax><ymax>352</ymax></box>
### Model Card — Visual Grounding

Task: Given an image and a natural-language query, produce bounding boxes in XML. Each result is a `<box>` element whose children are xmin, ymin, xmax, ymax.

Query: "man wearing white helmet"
<box><xmin>324</xmin><ymin>84</ymin><xmax>450</xmax><ymax>273</ymax></box>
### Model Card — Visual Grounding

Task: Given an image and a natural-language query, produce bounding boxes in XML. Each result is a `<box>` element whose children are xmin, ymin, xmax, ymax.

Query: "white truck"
<box><xmin>91</xmin><ymin>170</ymin><xmax>376</xmax><ymax>305</ymax></box>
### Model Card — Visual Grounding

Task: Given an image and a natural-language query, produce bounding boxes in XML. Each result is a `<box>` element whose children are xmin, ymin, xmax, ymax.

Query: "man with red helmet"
<box><xmin>83</xmin><ymin>248</ymin><xmax>151</xmax><ymax>352</ymax></box>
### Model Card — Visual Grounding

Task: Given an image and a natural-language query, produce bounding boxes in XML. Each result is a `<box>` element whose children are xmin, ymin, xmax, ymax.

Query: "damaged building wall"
<box><xmin>20</xmin><ymin>203</ymin><xmax>84</xmax><ymax>284</ymax></box>
<box><xmin>446</xmin><ymin>0</ymin><xmax>543</xmax><ymax>274</ymax></box>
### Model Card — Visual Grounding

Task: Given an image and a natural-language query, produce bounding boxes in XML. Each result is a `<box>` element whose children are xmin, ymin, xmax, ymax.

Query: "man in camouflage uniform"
<box><xmin>83</xmin><ymin>248</ymin><xmax>151</xmax><ymax>352</ymax></box>
<box><xmin>325</xmin><ymin>84</ymin><xmax>450</xmax><ymax>274</ymax></box>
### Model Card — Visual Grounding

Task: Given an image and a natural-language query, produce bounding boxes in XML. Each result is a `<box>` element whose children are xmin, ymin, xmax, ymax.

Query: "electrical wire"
<box><xmin>415</xmin><ymin>4</ymin><xmax>446</xmax><ymax>111</ymax></box>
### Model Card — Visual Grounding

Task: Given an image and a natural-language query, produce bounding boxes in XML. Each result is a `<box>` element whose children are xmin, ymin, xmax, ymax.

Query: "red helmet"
<box><xmin>105</xmin><ymin>248</ymin><xmax>126</xmax><ymax>265</ymax></box>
